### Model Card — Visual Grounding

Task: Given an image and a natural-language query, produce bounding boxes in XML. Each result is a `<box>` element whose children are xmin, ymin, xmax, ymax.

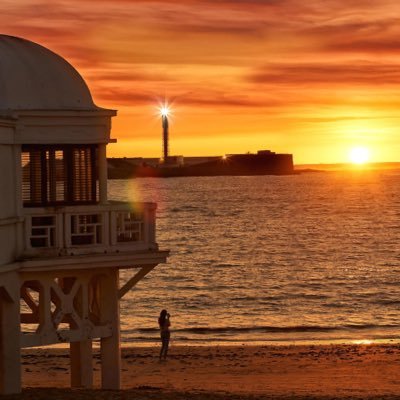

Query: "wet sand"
<box><xmin>6</xmin><ymin>344</ymin><xmax>400</xmax><ymax>399</ymax></box>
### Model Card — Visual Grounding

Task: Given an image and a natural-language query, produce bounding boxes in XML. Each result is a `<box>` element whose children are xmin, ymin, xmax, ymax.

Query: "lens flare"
<box><xmin>159</xmin><ymin>105</ymin><xmax>170</xmax><ymax>117</ymax></box>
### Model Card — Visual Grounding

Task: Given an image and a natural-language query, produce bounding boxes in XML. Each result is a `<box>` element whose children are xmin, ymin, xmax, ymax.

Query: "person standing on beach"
<box><xmin>158</xmin><ymin>309</ymin><xmax>171</xmax><ymax>360</ymax></box>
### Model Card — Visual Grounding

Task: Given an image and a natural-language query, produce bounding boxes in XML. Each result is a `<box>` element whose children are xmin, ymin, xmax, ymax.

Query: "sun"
<box><xmin>349</xmin><ymin>147</ymin><xmax>370</xmax><ymax>165</ymax></box>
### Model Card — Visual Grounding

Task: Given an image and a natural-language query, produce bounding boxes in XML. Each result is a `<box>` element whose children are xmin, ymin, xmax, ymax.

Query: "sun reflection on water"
<box><xmin>352</xmin><ymin>339</ymin><xmax>373</xmax><ymax>345</ymax></box>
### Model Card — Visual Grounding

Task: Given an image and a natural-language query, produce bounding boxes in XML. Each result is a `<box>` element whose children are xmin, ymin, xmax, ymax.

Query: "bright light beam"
<box><xmin>160</xmin><ymin>105</ymin><xmax>170</xmax><ymax>117</ymax></box>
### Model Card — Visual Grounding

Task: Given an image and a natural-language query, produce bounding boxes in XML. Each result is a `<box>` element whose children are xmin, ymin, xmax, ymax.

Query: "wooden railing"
<box><xmin>22</xmin><ymin>201</ymin><xmax>157</xmax><ymax>258</ymax></box>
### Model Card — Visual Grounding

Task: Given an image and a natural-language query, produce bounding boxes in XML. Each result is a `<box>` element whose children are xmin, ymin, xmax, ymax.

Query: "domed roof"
<box><xmin>0</xmin><ymin>35</ymin><xmax>96</xmax><ymax>110</ymax></box>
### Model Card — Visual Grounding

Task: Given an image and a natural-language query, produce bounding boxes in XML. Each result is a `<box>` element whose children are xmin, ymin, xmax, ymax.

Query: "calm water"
<box><xmin>109</xmin><ymin>171</ymin><xmax>400</xmax><ymax>344</ymax></box>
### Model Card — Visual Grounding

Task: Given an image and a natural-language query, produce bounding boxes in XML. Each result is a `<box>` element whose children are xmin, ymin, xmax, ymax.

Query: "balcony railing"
<box><xmin>22</xmin><ymin>201</ymin><xmax>158</xmax><ymax>258</ymax></box>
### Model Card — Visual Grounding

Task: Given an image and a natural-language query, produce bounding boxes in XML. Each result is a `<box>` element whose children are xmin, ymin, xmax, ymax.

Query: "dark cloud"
<box><xmin>165</xmin><ymin>23</ymin><xmax>266</xmax><ymax>37</ymax></box>
<box><xmin>87</xmin><ymin>72</ymin><xmax>172</xmax><ymax>83</ymax></box>
<box><xmin>183</xmin><ymin>95</ymin><xmax>273</xmax><ymax>108</ymax></box>
<box><xmin>95</xmin><ymin>89</ymin><xmax>155</xmax><ymax>105</ymax></box>
<box><xmin>324</xmin><ymin>39</ymin><xmax>400</xmax><ymax>54</ymax></box>
<box><xmin>95</xmin><ymin>87</ymin><xmax>279</xmax><ymax>108</ymax></box>
<box><xmin>249</xmin><ymin>63</ymin><xmax>400</xmax><ymax>86</ymax></box>
<box><xmin>301</xmin><ymin>17</ymin><xmax>400</xmax><ymax>55</ymax></box>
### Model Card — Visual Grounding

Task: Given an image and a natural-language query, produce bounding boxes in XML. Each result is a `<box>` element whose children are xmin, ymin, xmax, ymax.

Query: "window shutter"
<box><xmin>22</xmin><ymin>145</ymin><xmax>98</xmax><ymax>207</ymax></box>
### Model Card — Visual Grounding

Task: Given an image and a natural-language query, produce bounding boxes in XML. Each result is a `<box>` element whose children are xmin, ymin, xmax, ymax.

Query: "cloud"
<box><xmin>324</xmin><ymin>39</ymin><xmax>400</xmax><ymax>54</ymax></box>
<box><xmin>300</xmin><ymin>17</ymin><xmax>400</xmax><ymax>55</ymax></box>
<box><xmin>3</xmin><ymin>1</ymin><xmax>400</xmax><ymax>114</ymax></box>
<box><xmin>165</xmin><ymin>23</ymin><xmax>266</xmax><ymax>38</ymax></box>
<box><xmin>93</xmin><ymin>88</ymin><xmax>154</xmax><ymax>103</ymax></box>
<box><xmin>182</xmin><ymin>95</ymin><xmax>272</xmax><ymax>108</ymax></box>
<box><xmin>249</xmin><ymin>63</ymin><xmax>400</xmax><ymax>86</ymax></box>
<box><xmin>294</xmin><ymin>115</ymin><xmax>400</xmax><ymax>123</ymax></box>
<box><xmin>87</xmin><ymin>71</ymin><xmax>173</xmax><ymax>83</ymax></box>
<box><xmin>7</xmin><ymin>0</ymin><xmax>398</xmax><ymax>71</ymax></box>
<box><xmin>95</xmin><ymin>87</ymin><xmax>270</xmax><ymax>108</ymax></box>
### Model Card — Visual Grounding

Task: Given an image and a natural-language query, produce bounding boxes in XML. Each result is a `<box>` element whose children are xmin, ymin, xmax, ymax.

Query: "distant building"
<box><xmin>257</xmin><ymin>149</ymin><xmax>275</xmax><ymax>155</ymax></box>
<box><xmin>220</xmin><ymin>150</ymin><xmax>294</xmax><ymax>175</ymax></box>
<box><xmin>108</xmin><ymin>150</ymin><xmax>294</xmax><ymax>178</ymax></box>
<box><xmin>160</xmin><ymin>155</ymin><xmax>185</xmax><ymax>167</ymax></box>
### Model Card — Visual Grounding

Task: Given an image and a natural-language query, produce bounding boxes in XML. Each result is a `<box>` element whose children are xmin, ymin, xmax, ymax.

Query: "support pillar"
<box><xmin>100</xmin><ymin>269</ymin><xmax>120</xmax><ymax>389</ymax></box>
<box><xmin>70</xmin><ymin>340</ymin><xmax>93</xmax><ymax>388</ymax></box>
<box><xmin>0</xmin><ymin>274</ymin><xmax>21</xmax><ymax>394</ymax></box>
<box><xmin>63</xmin><ymin>276</ymin><xmax>94</xmax><ymax>388</ymax></box>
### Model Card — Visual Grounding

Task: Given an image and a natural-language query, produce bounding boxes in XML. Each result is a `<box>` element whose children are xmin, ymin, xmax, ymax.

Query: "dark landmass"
<box><xmin>107</xmin><ymin>155</ymin><xmax>400</xmax><ymax>179</ymax></box>
<box><xmin>108</xmin><ymin>152</ymin><xmax>294</xmax><ymax>179</ymax></box>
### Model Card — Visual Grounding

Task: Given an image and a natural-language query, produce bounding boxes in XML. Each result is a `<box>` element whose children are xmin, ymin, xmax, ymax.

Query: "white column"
<box><xmin>144</xmin><ymin>203</ymin><xmax>157</xmax><ymax>246</ymax></box>
<box><xmin>13</xmin><ymin>144</ymin><xmax>24</xmax><ymax>257</ymax></box>
<box><xmin>100</xmin><ymin>269</ymin><xmax>120</xmax><ymax>390</ymax></box>
<box><xmin>98</xmin><ymin>144</ymin><xmax>108</xmax><ymax>205</ymax></box>
<box><xmin>70</xmin><ymin>340</ymin><xmax>93</xmax><ymax>388</ymax></box>
<box><xmin>0</xmin><ymin>273</ymin><xmax>21</xmax><ymax>395</ymax></box>
<box><xmin>68</xmin><ymin>275</ymin><xmax>93</xmax><ymax>389</ymax></box>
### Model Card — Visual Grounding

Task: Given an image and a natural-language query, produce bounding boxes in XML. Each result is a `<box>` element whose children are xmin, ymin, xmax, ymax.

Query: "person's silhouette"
<box><xmin>158</xmin><ymin>309</ymin><xmax>171</xmax><ymax>360</ymax></box>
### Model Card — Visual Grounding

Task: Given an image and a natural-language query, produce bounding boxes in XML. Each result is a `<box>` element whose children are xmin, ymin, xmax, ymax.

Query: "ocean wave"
<box><xmin>112</xmin><ymin>175</ymin><xmax>400</xmax><ymax>341</ymax></box>
<box><xmin>170</xmin><ymin>205</ymin><xmax>201</xmax><ymax>212</ymax></box>
<box><xmin>213</xmin><ymin>263</ymin><xmax>239</xmax><ymax>268</ymax></box>
<box><xmin>371</xmin><ymin>299</ymin><xmax>400</xmax><ymax>306</ymax></box>
<box><xmin>128</xmin><ymin>324</ymin><xmax>400</xmax><ymax>336</ymax></box>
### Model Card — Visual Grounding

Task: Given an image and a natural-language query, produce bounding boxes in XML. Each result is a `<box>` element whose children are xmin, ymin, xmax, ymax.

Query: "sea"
<box><xmin>108</xmin><ymin>170</ymin><xmax>400</xmax><ymax>345</ymax></box>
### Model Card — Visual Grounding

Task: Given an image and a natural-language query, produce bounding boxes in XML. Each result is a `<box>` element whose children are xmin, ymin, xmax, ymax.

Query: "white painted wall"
<box><xmin>0</xmin><ymin>108</ymin><xmax>116</xmax><ymax>268</ymax></box>
<box><xmin>16</xmin><ymin>111</ymin><xmax>115</xmax><ymax>145</ymax></box>
<box><xmin>0</xmin><ymin>145</ymin><xmax>17</xmax><ymax>218</ymax></box>
<box><xmin>0</xmin><ymin>226</ymin><xmax>18</xmax><ymax>265</ymax></box>
<box><xmin>0</xmin><ymin>144</ymin><xmax>19</xmax><ymax>265</ymax></box>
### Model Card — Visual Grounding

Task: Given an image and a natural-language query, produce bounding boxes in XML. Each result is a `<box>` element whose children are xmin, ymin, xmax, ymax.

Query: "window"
<box><xmin>70</xmin><ymin>214</ymin><xmax>102</xmax><ymax>245</ymax></box>
<box><xmin>30</xmin><ymin>215</ymin><xmax>56</xmax><ymax>248</ymax></box>
<box><xmin>22</xmin><ymin>145</ymin><xmax>98</xmax><ymax>207</ymax></box>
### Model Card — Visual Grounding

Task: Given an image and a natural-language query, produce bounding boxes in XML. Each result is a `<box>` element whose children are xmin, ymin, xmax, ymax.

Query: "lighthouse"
<box><xmin>0</xmin><ymin>35</ymin><xmax>168</xmax><ymax>394</ymax></box>
<box><xmin>160</xmin><ymin>105</ymin><xmax>169</xmax><ymax>163</ymax></box>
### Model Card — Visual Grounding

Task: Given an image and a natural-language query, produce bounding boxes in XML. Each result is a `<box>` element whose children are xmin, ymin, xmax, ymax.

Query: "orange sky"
<box><xmin>2</xmin><ymin>0</ymin><xmax>400</xmax><ymax>164</ymax></box>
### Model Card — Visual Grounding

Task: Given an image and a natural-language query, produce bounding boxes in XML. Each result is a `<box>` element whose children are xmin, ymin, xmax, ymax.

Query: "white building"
<box><xmin>0</xmin><ymin>35</ymin><xmax>168</xmax><ymax>394</ymax></box>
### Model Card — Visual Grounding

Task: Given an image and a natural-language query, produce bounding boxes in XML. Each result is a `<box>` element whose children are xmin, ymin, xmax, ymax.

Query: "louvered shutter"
<box><xmin>22</xmin><ymin>145</ymin><xmax>98</xmax><ymax>206</ymax></box>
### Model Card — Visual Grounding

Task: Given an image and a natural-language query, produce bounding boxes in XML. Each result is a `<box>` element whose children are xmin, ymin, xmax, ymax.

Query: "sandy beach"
<box><xmin>2</xmin><ymin>343</ymin><xmax>399</xmax><ymax>399</ymax></box>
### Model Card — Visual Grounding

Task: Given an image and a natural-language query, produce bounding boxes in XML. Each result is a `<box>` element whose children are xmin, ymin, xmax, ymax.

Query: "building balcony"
<box><xmin>21</xmin><ymin>201</ymin><xmax>159</xmax><ymax>260</ymax></box>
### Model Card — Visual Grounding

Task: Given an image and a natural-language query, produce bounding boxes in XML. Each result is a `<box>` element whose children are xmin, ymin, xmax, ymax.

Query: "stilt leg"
<box><xmin>0</xmin><ymin>276</ymin><xmax>21</xmax><ymax>394</ymax></box>
<box><xmin>70</xmin><ymin>340</ymin><xmax>93</xmax><ymax>388</ymax></box>
<box><xmin>100</xmin><ymin>269</ymin><xmax>120</xmax><ymax>390</ymax></box>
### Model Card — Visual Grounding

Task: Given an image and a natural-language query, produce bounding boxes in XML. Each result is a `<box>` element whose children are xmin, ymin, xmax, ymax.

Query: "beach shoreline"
<box><xmin>13</xmin><ymin>343</ymin><xmax>400</xmax><ymax>399</ymax></box>
<box><xmin>119</xmin><ymin>336</ymin><xmax>400</xmax><ymax>347</ymax></box>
